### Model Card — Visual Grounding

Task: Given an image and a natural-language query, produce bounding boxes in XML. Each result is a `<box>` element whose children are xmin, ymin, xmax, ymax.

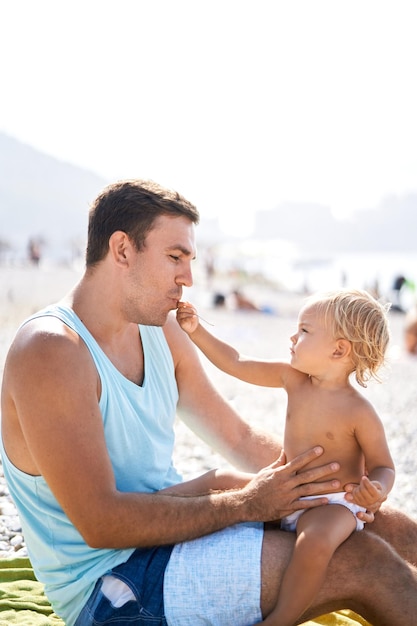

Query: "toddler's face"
<box><xmin>290</xmin><ymin>305</ymin><xmax>335</xmax><ymax>375</ymax></box>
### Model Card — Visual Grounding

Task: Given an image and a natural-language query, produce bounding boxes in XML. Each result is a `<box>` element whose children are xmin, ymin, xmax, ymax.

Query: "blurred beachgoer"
<box><xmin>2</xmin><ymin>180</ymin><xmax>417</xmax><ymax>626</ymax></box>
<box><xmin>404</xmin><ymin>306</ymin><xmax>417</xmax><ymax>355</ymax></box>
<box><xmin>204</xmin><ymin>247</ymin><xmax>216</xmax><ymax>288</ymax></box>
<box><xmin>233</xmin><ymin>289</ymin><xmax>262</xmax><ymax>311</ymax></box>
<box><xmin>391</xmin><ymin>275</ymin><xmax>416</xmax><ymax>313</ymax></box>
<box><xmin>213</xmin><ymin>292</ymin><xmax>226</xmax><ymax>307</ymax></box>
<box><xmin>176</xmin><ymin>289</ymin><xmax>395</xmax><ymax>626</ymax></box>
<box><xmin>391</xmin><ymin>275</ymin><xmax>408</xmax><ymax>312</ymax></box>
<box><xmin>232</xmin><ymin>289</ymin><xmax>276</xmax><ymax>315</ymax></box>
<box><xmin>28</xmin><ymin>238</ymin><xmax>41</xmax><ymax>266</ymax></box>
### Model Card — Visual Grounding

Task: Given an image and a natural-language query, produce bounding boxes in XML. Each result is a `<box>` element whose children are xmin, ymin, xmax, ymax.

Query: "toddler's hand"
<box><xmin>176</xmin><ymin>301</ymin><xmax>200</xmax><ymax>335</ymax></box>
<box><xmin>345</xmin><ymin>475</ymin><xmax>385</xmax><ymax>509</ymax></box>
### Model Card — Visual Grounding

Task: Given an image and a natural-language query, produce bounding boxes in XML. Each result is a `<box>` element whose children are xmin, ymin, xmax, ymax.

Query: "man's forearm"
<box><xmin>81</xmin><ymin>488</ymin><xmax>252</xmax><ymax>550</ymax></box>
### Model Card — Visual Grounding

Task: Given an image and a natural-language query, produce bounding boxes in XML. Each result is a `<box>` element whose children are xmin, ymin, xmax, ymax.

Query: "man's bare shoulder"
<box><xmin>8</xmin><ymin>315</ymin><xmax>81</xmax><ymax>359</ymax></box>
<box><xmin>5</xmin><ymin>315</ymin><xmax>94</xmax><ymax>385</ymax></box>
<box><xmin>2</xmin><ymin>315</ymin><xmax>99</xmax><ymax>476</ymax></box>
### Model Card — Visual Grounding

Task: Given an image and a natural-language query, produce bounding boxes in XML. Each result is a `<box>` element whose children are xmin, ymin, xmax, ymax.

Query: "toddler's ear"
<box><xmin>332</xmin><ymin>338</ymin><xmax>351</xmax><ymax>358</ymax></box>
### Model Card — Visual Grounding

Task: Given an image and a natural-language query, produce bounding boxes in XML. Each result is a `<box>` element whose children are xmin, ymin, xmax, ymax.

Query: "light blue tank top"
<box><xmin>0</xmin><ymin>304</ymin><xmax>182</xmax><ymax>625</ymax></box>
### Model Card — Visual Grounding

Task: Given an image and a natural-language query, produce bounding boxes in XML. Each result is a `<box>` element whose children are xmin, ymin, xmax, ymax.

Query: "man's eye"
<box><xmin>170</xmin><ymin>255</ymin><xmax>180</xmax><ymax>262</ymax></box>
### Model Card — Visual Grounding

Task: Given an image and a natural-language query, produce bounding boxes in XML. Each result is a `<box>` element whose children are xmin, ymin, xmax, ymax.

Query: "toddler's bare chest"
<box><xmin>286</xmin><ymin>390</ymin><xmax>355</xmax><ymax>445</ymax></box>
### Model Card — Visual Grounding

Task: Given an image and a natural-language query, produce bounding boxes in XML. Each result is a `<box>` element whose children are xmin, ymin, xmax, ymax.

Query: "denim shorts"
<box><xmin>74</xmin><ymin>545</ymin><xmax>174</xmax><ymax>626</ymax></box>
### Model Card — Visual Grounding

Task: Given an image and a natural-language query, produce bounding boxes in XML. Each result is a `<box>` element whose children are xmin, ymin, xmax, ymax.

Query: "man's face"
<box><xmin>126</xmin><ymin>214</ymin><xmax>196</xmax><ymax>326</ymax></box>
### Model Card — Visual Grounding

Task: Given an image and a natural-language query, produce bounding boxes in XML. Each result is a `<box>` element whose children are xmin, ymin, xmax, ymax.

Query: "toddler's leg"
<box><xmin>260</xmin><ymin>505</ymin><xmax>357</xmax><ymax>626</ymax></box>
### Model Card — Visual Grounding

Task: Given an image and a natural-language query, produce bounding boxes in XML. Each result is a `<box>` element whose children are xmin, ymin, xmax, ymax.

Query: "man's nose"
<box><xmin>177</xmin><ymin>264</ymin><xmax>193</xmax><ymax>288</ymax></box>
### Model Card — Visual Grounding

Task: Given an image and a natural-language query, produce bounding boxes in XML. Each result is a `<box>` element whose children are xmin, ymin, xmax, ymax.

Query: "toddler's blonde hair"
<box><xmin>304</xmin><ymin>289</ymin><xmax>391</xmax><ymax>387</ymax></box>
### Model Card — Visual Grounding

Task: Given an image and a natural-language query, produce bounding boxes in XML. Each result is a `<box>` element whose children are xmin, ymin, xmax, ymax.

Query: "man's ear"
<box><xmin>108</xmin><ymin>231</ymin><xmax>131</xmax><ymax>267</ymax></box>
<box><xmin>332</xmin><ymin>339</ymin><xmax>352</xmax><ymax>359</ymax></box>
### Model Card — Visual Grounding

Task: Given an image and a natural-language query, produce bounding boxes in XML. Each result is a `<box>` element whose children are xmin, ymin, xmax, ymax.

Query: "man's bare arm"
<box><xmin>164</xmin><ymin>314</ymin><xmax>283</xmax><ymax>472</ymax></box>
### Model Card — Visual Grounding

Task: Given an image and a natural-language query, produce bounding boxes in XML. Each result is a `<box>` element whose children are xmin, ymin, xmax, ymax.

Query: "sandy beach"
<box><xmin>1</xmin><ymin>264</ymin><xmax>417</xmax><ymax>558</ymax></box>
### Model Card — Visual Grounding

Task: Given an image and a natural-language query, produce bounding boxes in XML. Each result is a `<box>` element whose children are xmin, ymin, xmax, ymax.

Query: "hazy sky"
<box><xmin>1</xmin><ymin>0</ymin><xmax>416</xmax><ymax>234</ymax></box>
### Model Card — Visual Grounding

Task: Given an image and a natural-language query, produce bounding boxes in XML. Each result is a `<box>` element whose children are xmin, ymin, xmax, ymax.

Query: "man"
<box><xmin>1</xmin><ymin>179</ymin><xmax>417</xmax><ymax>626</ymax></box>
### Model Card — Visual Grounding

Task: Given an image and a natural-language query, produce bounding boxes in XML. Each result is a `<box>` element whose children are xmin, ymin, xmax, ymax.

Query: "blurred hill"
<box><xmin>0</xmin><ymin>133</ymin><xmax>108</xmax><ymax>262</ymax></box>
<box><xmin>1</xmin><ymin>132</ymin><xmax>416</xmax><ymax>263</ymax></box>
<box><xmin>253</xmin><ymin>195</ymin><xmax>417</xmax><ymax>254</ymax></box>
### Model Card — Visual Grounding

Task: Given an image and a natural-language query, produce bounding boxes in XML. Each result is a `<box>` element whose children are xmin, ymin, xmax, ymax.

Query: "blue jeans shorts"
<box><xmin>74</xmin><ymin>545</ymin><xmax>174</xmax><ymax>626</ymax></box>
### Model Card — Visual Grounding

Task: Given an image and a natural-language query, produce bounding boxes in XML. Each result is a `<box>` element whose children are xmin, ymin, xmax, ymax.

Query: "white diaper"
<box><xmin>280</xmin><ymin>491</ymin><xmax>366</xmax><ymax>532</ymax></box>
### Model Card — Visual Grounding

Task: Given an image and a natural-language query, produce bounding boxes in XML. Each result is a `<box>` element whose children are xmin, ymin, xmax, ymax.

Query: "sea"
<box><xmin>207</xmin><ymin>239</ymin><xmax>417</xmax><ymax>311</ymax></box>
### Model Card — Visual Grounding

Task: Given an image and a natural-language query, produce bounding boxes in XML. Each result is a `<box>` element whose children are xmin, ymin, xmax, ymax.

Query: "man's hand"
<box><xmin>240</xmin><ymin>446</ymin><xmax>340</xmax><ymax>522</ymax></box>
